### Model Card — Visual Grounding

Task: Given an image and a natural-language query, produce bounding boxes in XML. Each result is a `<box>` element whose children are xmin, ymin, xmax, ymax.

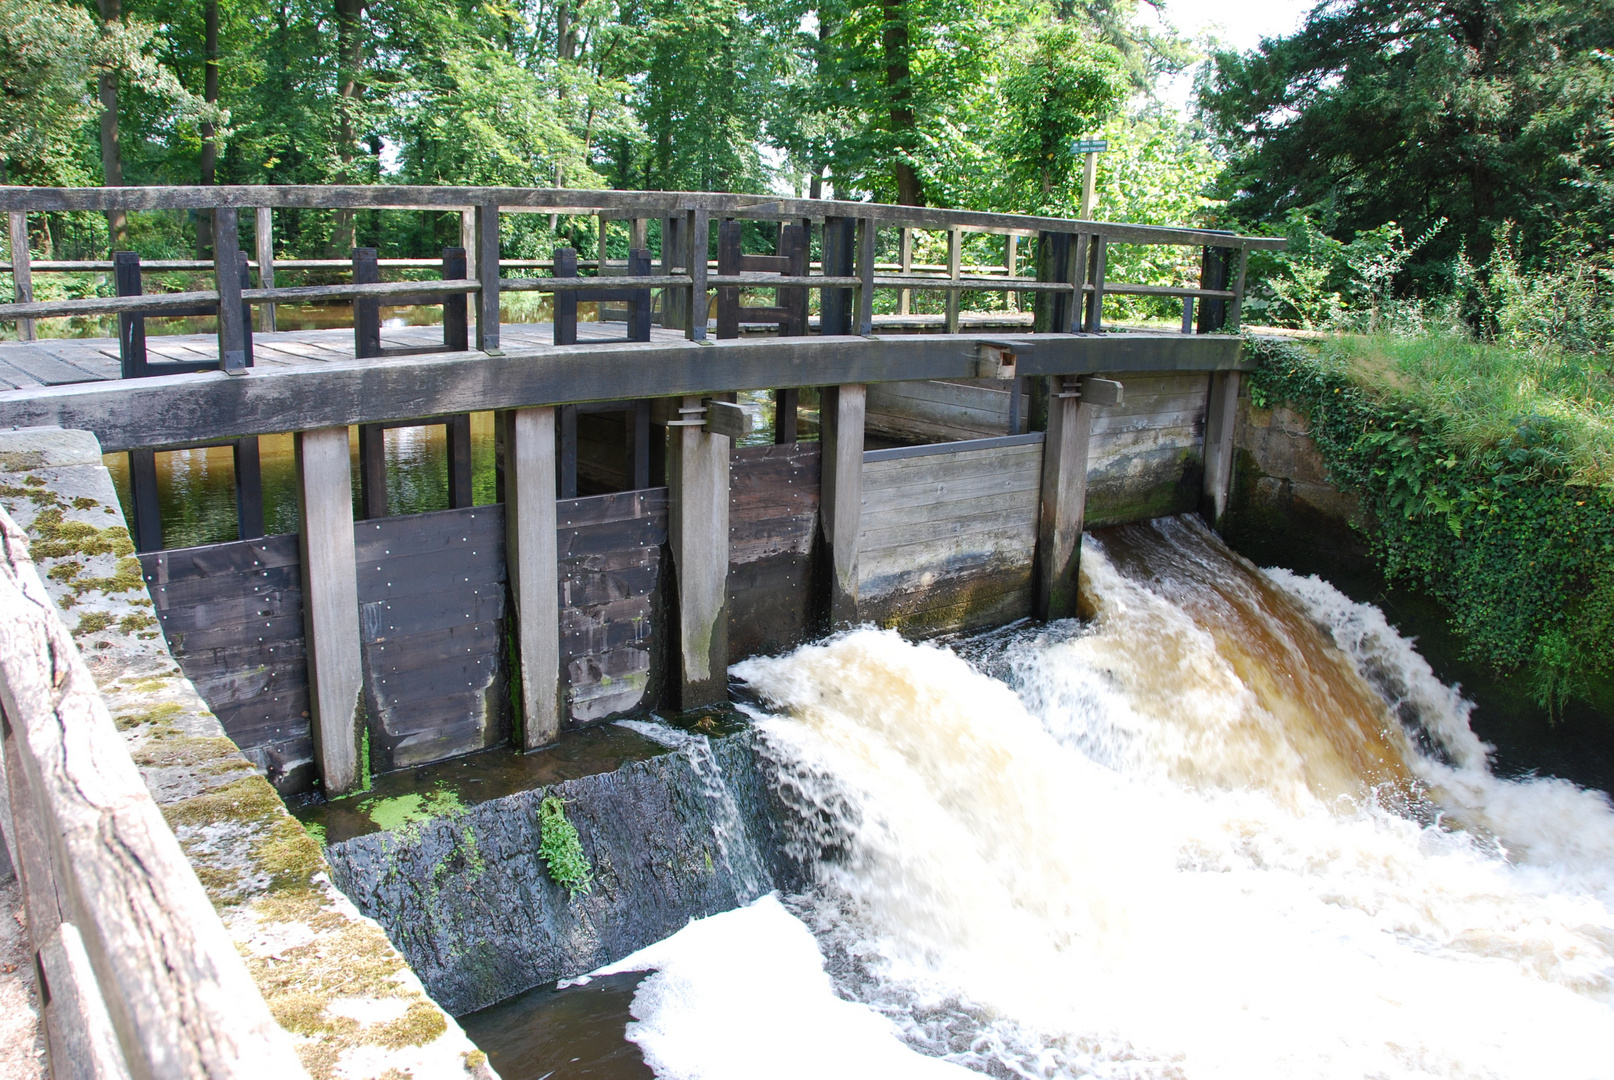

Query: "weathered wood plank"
<box><xmin>503</xmin><ymin>407</ymin><xmax>561</xmax><ymax>748</ymax></box>
<box><xmin>667</xmin><ymin>395</ymin><xmax>729</xmax><ymax>706</ymax></box>
<box><xmin>820</xmin><ymin>385</ymin><xmax>864</xmax><ymax>627</ymax></box>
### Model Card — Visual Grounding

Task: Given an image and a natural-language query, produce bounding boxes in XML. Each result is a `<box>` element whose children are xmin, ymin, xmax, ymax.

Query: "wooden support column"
<box><xmin>773</xmin><ymin>388</ymin><xmax>799</xmax><ymax>444</ymax></box>
<box><xmin>818</xmin><ymin>384</ymin><xmax>864</xmax><ymax>627</ymax></box>
<box><xmin>557</xmin><ymin>405</ymin><xmax>578</xmax><ymax>498</ymax></box>
<box><xmin>1201</xmin><ymin>370</ymin><xmax>1241</xmax><ymax>529</ymax></box>
<box><xmin>128</xmin><ymin>449</ymin><xmax>162</xmax><ymax>552</ymax></box>
<box><xmin>357</xmin><ymin>424</ymin><xmax>387</xmax><ymax>518</ymax></box>
<box><xmin>6</xmin><ymin>212</ymin><xmax>34</xmax><ymax>342</ymax></box>
<box><xmin>255</xmin><ymin>207</ymin><xmax>277</xmax><ymax>332</ymax></box>
<box><xmin>945</xmin><ymin>226</ymin><xmax>962</xmax><ymax>334</ymax></box>
<box><xmin>501</xmin><ymin>407</ymin><xmax>561</xmax><ymax>749</ymax></box>
<box><xmin>213</xmin><ymin>207</ymin><xmax>249</xmax><ymax>373</ymax></box>
<box><xmin>234</xmin><ymin>437</ymin><xmax>264</xmax><ymax>539</ymax></box>
<box><xmin>1035</xmin><ymin>376</ymin><xmax>1094</xmax><ymax>620</ymax></box>
<box><xmin>1084</xmin><ymin>237</ymin><xmax>1108</xmax><ymax>334</ymax></box>
<box><xmin>897</xmin><ymin>227</ymin><xmax>913</xmax><ymax>315</ymax></box>
<box><xmin>446</xmin><ymin>413</ymin><xmax>474</xmax><ymax>508</ymax></box>
<box><xmin>1006</xmin><ymin>234</ymin><xmax>1019</xmax><ymax>311</ymax></box>
<box><xmin>661</xmin><ymin>214</ymin><xmax>687</xmax><ymax>330</ymax></box>
<box><xmin>475</xmin><ymin>200</ymin><xmax>501</xmax><ymax>353</ymax></box>
<box><xmin>1196</xmin><ymin>245</ymin><xmax>1233</xmax><ymax>333</ymax></box>
<box><xmin>442</xmin><ymin>246</ymin><xmax>469</xmax><ymax>351</ymax></box>
<box><xmin>295</xmin><ymin>427</ymin><xmax>364</xmax><ymax>797</ymax></box>
<box><xmin>1034</xmin><ymin>231</ymin><xmax>1074</xmax><ymax>334</ymax></box>
<box><xmin>667</xmin><ymin>396</ymin><xmax>730</xmax><ymax>707</ymax></box>
<box><xmin>114</xmin><ymin>251</ymin><xmax>147</xmax><ymax>379</ymax></box>
<box><xmin>627</xmin><ymin>399</ymin><xmax>652</xmax><ymax>489</ymax></box>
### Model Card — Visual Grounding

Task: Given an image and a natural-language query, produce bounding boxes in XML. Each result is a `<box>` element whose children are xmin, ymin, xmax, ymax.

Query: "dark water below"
<box><xmin>460</xmin><ymin>972</ymin><xmax>652</xmax><ymax>1080</ymax></box>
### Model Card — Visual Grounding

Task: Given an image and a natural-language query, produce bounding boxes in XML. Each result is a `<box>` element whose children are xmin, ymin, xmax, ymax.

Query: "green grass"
<box><xmin>1316</xmin><ymin>333</ymin><xmax>1614</xmax><ymax>488</ymax></box>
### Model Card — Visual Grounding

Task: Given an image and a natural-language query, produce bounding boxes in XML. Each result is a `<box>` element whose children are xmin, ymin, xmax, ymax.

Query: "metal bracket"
<box><xmin>1053</xmin><ymin>375</ymin><xmax>1124</xmax><ymax>405</ymax></box>
<box><xmin>664</xmin><ymin>400</ymin><xmax>754</xmax><ymax>439</ymax></box>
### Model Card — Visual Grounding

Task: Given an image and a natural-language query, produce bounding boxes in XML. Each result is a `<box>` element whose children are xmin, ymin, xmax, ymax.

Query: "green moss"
<box><xmin>73</xmin><ymin>611</ymin><xmax>114</xmax><ymax>637</ymax></box>
<box><xmin>302</xmin><ymin>820</ymin><xmax>328</xmax><ymax>847</ymax></box>
<box><xmin>46</xmin><ymin>561</ymin><xmax>83</xmax><ymax>583</ymax></box>
<box><xmin>362</xmin><ymin>788</ymin><xmax>466</xmax><ymax>835</ymax></box>
<box><xmin>22</xmin><ymin>475</ymin><xmax>45</xmax><ymax>487</ymax></box>
<box><xmin>114</xmin><ymin>700</ymin><xmax>186</xmax><ymax>731</ymax></box>
<box><xmin>28</xmin><ymin>507</ymin><xmax>134</xmax><ymax>559</ymax></box>
<box><xmin>70</xmin><ymin>496</ymin><xmax>98</xmax><ymax>510</ymax></box>
<box><xmin>117</xmin><ymin>611</ymin><xmax>158</xmax><ymax>633</ymax></box>
<box><xmin>73</xmin><ymin>556</ymin><xmax>145</xmax><ymax>597</ymax></box>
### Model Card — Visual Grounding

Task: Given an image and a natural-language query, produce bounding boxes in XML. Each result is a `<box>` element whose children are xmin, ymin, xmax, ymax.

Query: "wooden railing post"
<box><xmin>213</xmin><ymin>207</ymin><xmax>250</xmax><ymax>373</ymax></box>
<box><xmin>897</xmin><ymin>227</ymin><xmax>913</xmax><ymax>315</ymax></box>
<box><xmin>446</xmin><ymin>413</ymin><xmax>473</xmax><ymax>509</ymax></box>
<box><xmin>1006</xmin><ymin>234</ymin><xmax>1019</xmax><ymax>311</ymax></box>
<box><xmin>685</xmin><ymin>208</ymin><xmax>709</xmax><ymax>341</ymax></box>
<box><xmin>660</xmin><ymin>214</ymin><xmax>687</xmax><ymax>330</ymax></box>
<box><xmin>1229</xmin><ymin>247</ymin><xmax>1250</xmax><ymax>332</ymax></box>
<box><xmin>716</xmin><ymin>219</ymin><xmax>741</xmax><ymax>339</ymax></box>
<box><xmin>255</xmin><ymin>207</ymin><xmax>277</xmax><ymax>332</ymax></box>
<box><xmin>817</xmin><ymin>383</ymin><xmax>864</xmax><ymax>628</ymax></box>
<box><xmin>856</xmin><ymin>218</ymin><xmax>876</xmax><ymax>335</ymax></box>
<box><xmin>552</xmin><ymin>247</ymin><xmax>579</xmax><ymax>345</ymax></box>
<box><xmin>128</xmin><ymin>448</ymin><xmax>162</xmax><ymax>553</ymax></box>
<box><xmin>7</xmin><ymin>212</ymin><xmax>35</xmax><ymax>342</ymax></box>
<box><xmin>295</xmin><ymin>426</ymin><xmax>365</xmax><ymax>797</ymax></box>
<box><xmin>475</xmin><ymin>200</ymin><xmax>501</xmax><ymax>353</ymax></box>
<box><xmin>1083</xmin><ymin>236</ymin><xmax>1108</xmax><ymax>334</ymax></box>
<box><xmin>667</xmin><ymin>396</ymin><xmax>730</xmax><ymax>707</ymax></box>
<box><xmin>442</xmin><ymin>246</ymin><xmax>469</xmax><ymax>352</ymax></box>
<box><xmin>352</xmin><ymin>247</ymin><xmax>382</xmax><ymax>358</ymax></box>
<box><xmin>357</xmin><ymin>424</ymin><xmax>387</xmax><ymax>519</ymax></box>
<box><xmin>114</xmin><ymin>251</ymin><xmax>147</xmax><ymax>379</ymax></box>
<box><xmin>821</xmin><ymin>217</ymin><xmax>855</xmax><ymax>335</ymax></box>
<box><xmin>1033</xmin><ymin>231</ymin><xmax>1074</xmax><ymax>333</ymax></box>
<box><xmin>945</xmin><ymin>226</ymin><xmax>962</xmax><ymax>333</ymax></box>
<box><xmin>1196</xmin><ymin>244</ymin><xmax>1233</xmax><ymax>333</ymax></box>
<box><xmin>234</xmin><ymin>438</ymin><xmax>265</xmax><ymax>540</ymax></box>
<box><xmin>501</xmin><ymin>406</ymin><xmax>561</xmax><ymax>748</ymax></box>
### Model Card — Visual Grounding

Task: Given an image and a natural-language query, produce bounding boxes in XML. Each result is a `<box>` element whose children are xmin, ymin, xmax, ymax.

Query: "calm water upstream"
<box><xmin>474</xmin><ymin>518</ymin><xmax>1614</xmax><ymax>1079</ymax></box>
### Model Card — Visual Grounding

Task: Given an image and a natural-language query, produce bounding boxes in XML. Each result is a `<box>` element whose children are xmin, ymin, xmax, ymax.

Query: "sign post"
<box><xmin>1071</xmin><ymin>138</ymin><xmax>1109</xmax><ymax>219</ymax></box>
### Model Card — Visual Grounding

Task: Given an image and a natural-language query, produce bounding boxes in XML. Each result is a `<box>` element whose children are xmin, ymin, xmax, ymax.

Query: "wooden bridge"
<box><xmin>0</xmin><ymin>184</ymin><xmax>1280</xmax><ymax>1077</ymax></box>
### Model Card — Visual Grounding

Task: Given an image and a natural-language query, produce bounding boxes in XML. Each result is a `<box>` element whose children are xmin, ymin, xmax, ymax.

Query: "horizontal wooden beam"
<box><xmin>0</xmin><ymin>332</ymin><xmax>1247</xmax><ymax>453</ymax></box>
<box><xmin>0</xmin><ymin>186</ymin><xmax>1288</xmax><ymax>250</ymax></box>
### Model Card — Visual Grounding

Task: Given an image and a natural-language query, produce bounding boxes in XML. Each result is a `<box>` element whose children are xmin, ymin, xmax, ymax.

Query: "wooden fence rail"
<box><xmin>1</xmin><ymin>185</ymin><xmax>1281</xmax><ymax>359</ymax></box>
<box><xmin>0</xmin><ymin>508</ymin><xmax>310</xmax><ymax>1079</ymax></box>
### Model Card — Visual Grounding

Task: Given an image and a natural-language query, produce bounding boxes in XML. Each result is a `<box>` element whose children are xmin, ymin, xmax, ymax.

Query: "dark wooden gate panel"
<box><xmin>139</xmin><ymin>534</ymin><xmax>314</xmax><ymax>794</ymax></box>
<box><xmin>354</xmin><ymin>505</ymin><xmax>509</xmax><ymax>771</ymax></box>
<box><xmin>557</xmin><ymin>489</ymin><xmax>668</xmax><ymax>726</ymax></box>
<box><xmin>728</xmin><ymin>442</ymin><xmax>820</xmax><ymax>659</ymax></box>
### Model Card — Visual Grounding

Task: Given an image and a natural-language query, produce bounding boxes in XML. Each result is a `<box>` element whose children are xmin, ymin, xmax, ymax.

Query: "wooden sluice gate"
<box><xmin>0</xmin><ymin>184</ymin><xmax>1279</xmax><ymax>1075</ymax></box>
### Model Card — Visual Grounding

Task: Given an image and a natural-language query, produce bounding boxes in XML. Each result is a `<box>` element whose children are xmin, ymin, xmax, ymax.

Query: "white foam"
<box><xmin>592</xmin><ymin>893</ymin><xmax>974</xmax><ymax>1080</ymax></box>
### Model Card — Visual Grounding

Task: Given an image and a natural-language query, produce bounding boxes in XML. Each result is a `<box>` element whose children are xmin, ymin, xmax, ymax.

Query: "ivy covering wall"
<box><xmin>1244</xmin><ymin>335</ymin><xmax>1614</xmax><ymax>715</ymax></box>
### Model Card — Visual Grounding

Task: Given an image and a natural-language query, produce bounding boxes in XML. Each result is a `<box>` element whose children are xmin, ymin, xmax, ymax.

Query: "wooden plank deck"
<box><xmin>0</xmin><ymin>321</ymin><xmax>690</xmax><ymax>390</ymax></box>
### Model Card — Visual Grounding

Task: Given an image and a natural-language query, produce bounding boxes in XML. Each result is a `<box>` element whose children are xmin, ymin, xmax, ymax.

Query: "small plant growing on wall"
<box><xmin>538</xmin><ymin>796</ymin><xmax>594</xmax><ymax>899</ymax></box>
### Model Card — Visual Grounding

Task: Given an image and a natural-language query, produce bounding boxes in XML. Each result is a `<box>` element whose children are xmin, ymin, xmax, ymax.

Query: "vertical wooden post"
<box><xmin>1181</xmin><ymin>296</ymin><xmax>1195</xmax><ymax>334</ymax></box>
<box><xmin>552</xmin><ymin>246</ymin><xmax>579</xmax><ymax>345</ymax></box>
<box><xmin>446</xmin><ymin>413</ymin><xmax>474</xmax><ymax>508</ymax></box>
<box><xmin>128</xmin><ymin>448</ymin><xmax>162</xmax><ymax>553</ymax></box>
<box><xmin>630</xmin><ymin>217</ymin><xmax>648</xmax><ymax>251</ymax></box>
<box><xmin>1084</xmin><ymin>237</ymin><xmax>1108</xmax><ymax>334</ymax></box>
<box><xmin>1069</xmin><ymin>234</ymin><xmax>1089</xmax><ymax>334</ymax></box>
<box><xmin>113</xmin><ymin>251</ymin><xmax>146</xmax><ymax>379</ymax></box>
<box><xmin>442</xmin><ymin>246</ymin><xmax>469</xmax><ymax>351</ymax></box>
<box><xmin>686</xmin><ymin>208</ymin><xmax>709</xmax><ymax>341</ymax></box>
<box><xmin>6</xmin><ymin>212</ymin><xmax>35</xmax><ymax>342</ymax></box>
<box><xmin>897</xmin><ymin>227</ymin><xmax>913</xmax><ymax>316</ymax></box>
<box><xmin>1035</xmin><ymin>377</ymin><xmax>1093</xmax><ymax>621</ymax></box>
<box><xmin>557</xmin><ymin>405</ymin><xmax>578</xmax><ymax>498</ymax></box>
<box><xmin>855</xmin><ymin>218</ymin><xmax>875</xmax><ymax>335</ymax></box>
<box><xmin>1006</xmin><ymin>234</ymin><xmax>1018</xmax><ymax>311</ymax></box>
<box><xmin>1228</xmin><ymin>247</ymin><xmax>1250</xmax><ymax>332</ymax></box>
<box><xmin>352</xmin><ymin>247</ymin><xmax>381</xmax><ymax>358</ymax></box>
<box><xmin>627</xmin><ymin>399</ymin><xmax>652</xmax><ymax>488</ymax></box>
<box><xmin>357</xmin><ymin>424</ymin><xmax>387</xmax><ymax>519</ymax></box>
<box><xmin>661</xmin><ymin>214</ymin><xmax>687</xmax><ymax>330</ymax></box>
<box><xmin>255</xmin><ymin>207</ymin><xmax>277</xmax><ymax>333</ymax></box>
<box><xmin>1196</xmin><ymin>246</ymin><xmax>1232</xmax><ymax>333</ymax></box>
<box><xmin>1201</xmin><ymin>370</ymin><xmax>1241</xmax><ymax>529</ymax></box>
<box><xmin>1033</xmin><ymin>231</ymin><xmax>1072</xmax><ymax>333</ymax></box>
<box><xmin>821</xmin><ymin>217</ymin><xmax>855</xmax><ymax>335</ymax></box>
<box><xmin>627</xmin><ymin>247</ymin><xmax>653</xmax><ymax>341</ymax></box>
<box><xmin>716</xmin><ymin>219</ymin><xmax>741</xmax><ymax>339</ymax></box>
<box><xmin>945</xmin><ymin>226</ymin><xmax>962</xmax><ymax>334</ymax></box>
<box><xmin>214</xmin><ymin>207</ymin><xmax>249</xmax><ymax>373</ymax></box>
<box><xmin>667</xmin><ymin>396</ymin><xmax>730</xmax><ymax>707</ymax></box>
<box><xmin>773</xmin><ymin>388</ymin><xmax>799</xmax><ymax>444</ymax></box>
<box><xmin>234</xmin><ymin>437</ymin><xmax>265</xmax><ymax>540</ymax></box>
<box><xmin>460</xmin><ymin>209</ymin><xmax>477</xmax><ymax>278</ymax></box>
<box><xmin>780</xmin><ymin>224</ymin><xmax>808</xmax><ymax>335</ymax></box>
<box><xmin>295</xmin><ymin>426</ymin><xmax>365</xmax><ymax>797</ymax></box>
<box><xmin>502</xmin><ymin>407</ymin><xmax>561</xmax><ymax>749</ymax></box>
<box><xmin>818</xmin><ymin>384</ymin><xmax>864</xmax><ymax>627</ymax></box>
<box><xmin>475</xmin><ymin>200</ymin><xmax>501</xmax><ymax>353</ymax></box>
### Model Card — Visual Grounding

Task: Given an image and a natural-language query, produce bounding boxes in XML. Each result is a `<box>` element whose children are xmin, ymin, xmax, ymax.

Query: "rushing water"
<box><xmin>576</xmin><ymin>516</ymin><xmax>1614</xmax><ymax>1080</ymax></box>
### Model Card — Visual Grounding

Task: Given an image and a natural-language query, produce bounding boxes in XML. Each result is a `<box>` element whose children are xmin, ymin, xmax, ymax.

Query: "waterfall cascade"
<box><xmin>606</xmin><ymin>516</ymin><xmax>1614</xmax><ymax>1080</ymax></box>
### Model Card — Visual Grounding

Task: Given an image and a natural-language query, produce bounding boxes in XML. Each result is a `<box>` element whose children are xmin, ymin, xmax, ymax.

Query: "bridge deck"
<box><xmin>0</xmin><ymin>312</ymin><xmax>1036</xmax><ymax>389</ymax></box>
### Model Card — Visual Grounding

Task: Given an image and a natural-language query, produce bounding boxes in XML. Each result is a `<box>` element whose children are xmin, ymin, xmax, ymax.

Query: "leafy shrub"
<box><xmin>1246</xmin><ymin>334</ymin><xmax>1614</xmax><ymax>717</ymax></box>
<box><xmin>538</xmin><ymin>795</ymin><xmax>594</xmax><ymax>899</ymax></box>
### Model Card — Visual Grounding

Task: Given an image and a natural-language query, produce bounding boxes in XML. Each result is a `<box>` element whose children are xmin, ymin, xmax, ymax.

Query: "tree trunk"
<box><xmin>196</xmin><ymin>0</ymin><xmax>220</xmax><ymax>257</ymax></box>
<box><xmin>880</xmin><ymin>0</ymin><xmax>924</xmax><ymax>206</ymax></box>
<box><xmin>331</xmin><ymin>0</ymin><xmax>366</xmax><ymax>255</ymax></box>
<box><xmin>97</xmin><ymin>0</ymin><xmax>127</xmax><ymax>246</ymax></box>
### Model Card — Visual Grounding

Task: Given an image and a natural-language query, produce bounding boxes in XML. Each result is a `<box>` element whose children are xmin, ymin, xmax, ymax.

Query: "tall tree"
<box><xmin>98</xmin><ymin>0</ymin><xmax>128</xmax><ymax>243</ymax></box>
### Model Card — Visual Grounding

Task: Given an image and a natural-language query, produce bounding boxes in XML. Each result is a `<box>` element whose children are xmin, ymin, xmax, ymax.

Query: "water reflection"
<box><xmin>459</xmin><ymin>972</ymin><xmax>651</xmax><ymax>1080</ymax></box>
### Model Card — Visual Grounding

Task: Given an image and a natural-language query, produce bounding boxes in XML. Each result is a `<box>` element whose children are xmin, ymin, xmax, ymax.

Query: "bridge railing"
<box><xmin>0</xmin><ymin>186</ymin><xmax>1283</xmax><ymax>356</ymax></box>
<box><xmin>0</xmin><ymin>507</ymin><xmax>310</xmax><ymax>1078</ymax></box>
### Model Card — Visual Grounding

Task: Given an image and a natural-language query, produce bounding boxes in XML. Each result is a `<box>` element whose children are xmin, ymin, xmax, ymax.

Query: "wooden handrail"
<box><xmin>0</xmin><ymin>508</ymin><xmax>310</xmax><ymax>1079</ymax></box>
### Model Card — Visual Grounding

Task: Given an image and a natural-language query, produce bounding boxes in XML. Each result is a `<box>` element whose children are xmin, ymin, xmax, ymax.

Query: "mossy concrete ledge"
<box><xmin>0</xmin><ymin>426</ymin><xmax>497</xmax><ymax>1080</ymax></box>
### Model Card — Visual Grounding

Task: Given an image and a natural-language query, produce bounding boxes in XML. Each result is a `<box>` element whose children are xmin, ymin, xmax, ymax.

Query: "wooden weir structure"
<box><xmin>0</xmin><ymin>185</ymin><xmax>1280</xmax><ymax>1076</ymax></box>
